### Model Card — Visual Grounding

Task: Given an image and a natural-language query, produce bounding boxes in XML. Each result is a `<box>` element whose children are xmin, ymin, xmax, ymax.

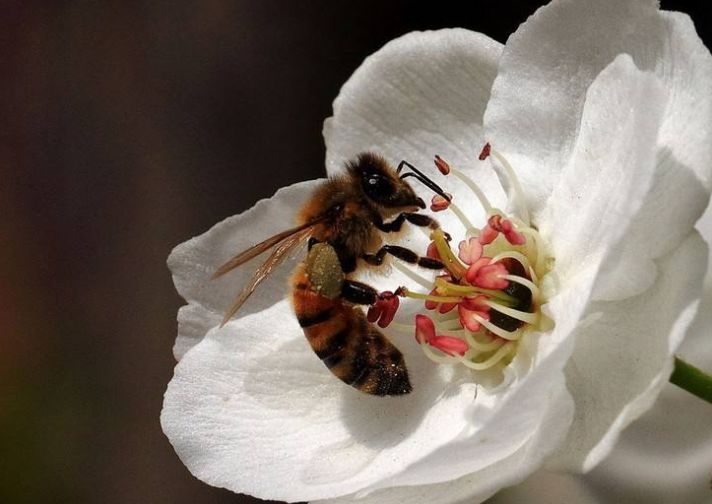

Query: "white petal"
<box><xmin>552</xmin><ymin>230</ymin><xmax>707</xmax><ymax>471</ymax></box>
<box><xmin>324</xmin><ymin>29</ymin><xmax>507</xmax><ymax>234</ymax></box>
<box><xmin>484</xmin><ymin>0</ymin><xmax>712</xmax><ymax>217</ymax></box>
<box><xmin>542</xmin><ymin>54</ymin><xmax>666</xmax><ymax>283</ymax></box>
<box><xmin>592</xmin><ymin>154</ymin><xmax>709</xmax><ymax>300</ymax></box>
<box><xmin>317</xmin><ymin>378</ymin><xmax>573</xmax><ymax>504</ymax></box>
<box><xmin>584</xmin><ymin>277</ymin><xmax>712</xmax><ymax>503</ymax></box>
<box><xmin>167</xmin><ymin>179</ymin><xmax>320</xmax><ymax>356</ymax></box>
<box><xmin>163</xmin><ymin>299</ymin><xmax>508</xmax><ymax>501</ymax></box>
<box><xmin>493</xmin><ymin>205</ymin><xmax>712</xmax><ymax>503</ymax></box>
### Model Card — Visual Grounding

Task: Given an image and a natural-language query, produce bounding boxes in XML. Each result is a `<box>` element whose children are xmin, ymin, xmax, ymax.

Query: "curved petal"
<box><xmin>167</xmin><ymin>179</ymin><xmax>321</xmax><ymax>357</ymax></box>
<box><xmin>584</xmin><ymin>278</ymin><xmax>712</xmax><ymax>503</ymax></box>
<box><xmin>493</xmin><ymin>205</ymin><xmax>712</xmax><ymax>503</ymax></box>
<box><xmin>162</xmin><ymin>299</ymin><xmax>511</xmax><ymax>502</ymax></box>
<box><xmin>484</xmin><ymin>0</ymin><xmax>712</xmax><ymax>217</ymax></box>
<box><xmin>552</xmin><ymin>231</ymin><xmax>707</xmax><ymax>471</ymax></box>
<box><xmin>541</xmin><ymin>55</ymin><xmax>666</xmax><ymax>284</ymax></box>
<box><xmin>324</xmin><ymin>29</ymin><xmax>506</xmax><ymax>235</ymax></box>
<box><xmin>317</xmin><ymin>378</ymin><xmax>573</xmax><ymax>504</ymax></box>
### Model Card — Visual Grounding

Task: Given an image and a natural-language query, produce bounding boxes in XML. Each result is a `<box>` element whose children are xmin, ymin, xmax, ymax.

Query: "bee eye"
<box><xmin>362</xmin><ymin>173</ymin><xmax>393</xmax><ymax>201</ymax></box>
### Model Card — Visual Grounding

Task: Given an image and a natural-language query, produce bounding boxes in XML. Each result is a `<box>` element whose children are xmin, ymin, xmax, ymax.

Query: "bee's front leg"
<box><xmin>362</xmin><ymin>245</ymin><xmax>444</xmax><ymax>270</ymax></box>
<box><xmin>375</xmin><ymin>212</ymin><xmax>440</xmax><ymax>233</ymax></box>
<box><xmin>341</xmin><ymin>280</ymin><xmax>403</xmax><ymax>328</ymax></box>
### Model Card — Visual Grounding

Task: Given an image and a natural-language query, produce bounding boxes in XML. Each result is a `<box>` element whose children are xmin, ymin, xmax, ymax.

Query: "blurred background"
<box><xmin>2</xmin><ymin>1</ymin><xmax>710</xmax><ymax>503</ymax></box>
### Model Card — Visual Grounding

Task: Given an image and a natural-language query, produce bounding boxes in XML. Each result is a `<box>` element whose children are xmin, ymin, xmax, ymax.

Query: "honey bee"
<box><xmin>213</xmin><ymin>153</ymin><xmax>449</xmax><ymax>395</ymax></box>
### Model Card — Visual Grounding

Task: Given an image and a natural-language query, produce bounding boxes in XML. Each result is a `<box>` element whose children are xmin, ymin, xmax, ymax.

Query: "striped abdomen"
<box><xmin>291</xmin><ymin>267</ymin><xmax>411</xmax><ymax>396</ymax></box>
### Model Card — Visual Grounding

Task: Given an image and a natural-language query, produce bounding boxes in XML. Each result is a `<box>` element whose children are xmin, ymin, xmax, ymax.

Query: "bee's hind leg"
<box><xmin>362</xmin><ymin>245</ymin><xmax>444</xmax><ymax>270</ymax></box>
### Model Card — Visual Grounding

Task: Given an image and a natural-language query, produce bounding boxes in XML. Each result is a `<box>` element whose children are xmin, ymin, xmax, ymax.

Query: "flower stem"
<box><xmin>670</xmin><ymin>357</ymin><xmax>712</xmax><ymax>404</ymax></box>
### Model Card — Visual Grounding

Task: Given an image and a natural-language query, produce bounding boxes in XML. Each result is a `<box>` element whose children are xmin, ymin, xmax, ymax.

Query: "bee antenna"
<box><xmin>398</xmin><ymin>161</ymin><xmax>451</xmax><ymax>202</ymax></box>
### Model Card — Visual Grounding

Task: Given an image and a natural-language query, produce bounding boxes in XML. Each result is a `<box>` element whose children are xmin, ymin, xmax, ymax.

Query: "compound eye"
<box><xmin>363</xmin><ymin>173</ymin><xmax>393</xmax><ymax>202</ymax></box>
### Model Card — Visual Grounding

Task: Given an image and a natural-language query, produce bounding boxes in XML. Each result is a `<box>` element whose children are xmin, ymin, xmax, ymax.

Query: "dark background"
<box><xmin>2</xmin><ymin>1</ymin><xmax>709</xmax><ymax>503</ymax></box>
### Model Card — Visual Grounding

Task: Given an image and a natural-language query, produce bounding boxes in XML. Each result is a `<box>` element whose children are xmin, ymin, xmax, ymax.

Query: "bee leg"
<box><xmin>341</xmin><ymin>280</ymin><xmax>378</xmax><ymax>305</ymax></box>
<box><xmin>375</xmin><ymin>212</ymin><xmax>440</xmax><ymax>233</ymax></box>
<box><xmin>362</xmin><ymin>245</ymin><xmax>444</xmax><ymax>270</ymax></box>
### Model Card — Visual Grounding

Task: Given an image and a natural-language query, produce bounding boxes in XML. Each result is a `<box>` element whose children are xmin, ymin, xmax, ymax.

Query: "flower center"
<box><xmin>393</xmin><ymin>144</ymin><xmax>553</xmax><ymax>377</ymax></box>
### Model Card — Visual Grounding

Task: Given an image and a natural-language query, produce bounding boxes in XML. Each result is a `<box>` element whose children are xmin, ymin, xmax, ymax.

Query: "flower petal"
<box><xmin>493</xmin><ymin>205</ymin><xmax>712</xmax><ymax>503</ymax></box>
<box><xmin>485</xmin><ymin>0</ymin><xmax>712</xmax><ymax>217</ymax></box>
<box><xmin>167</xmin><ymin>179</ymin><xmax>320</xmax><ymax>357</ymax></box>
<box><xmin>551</xmin><ymin>230</ymin><xmax>707</xmax><ymax>471</ymax></box>
<box><xmin>324</xmin><ymin>29</ymin><xmax>506</xmax><ymax>236</ymax></box>
<box><xmin>542</xmin><ymin>55</ymin><xmax>666</xmax><ymax>283</ymax></box>
<box><xmin>163</xmin><ymin>299</ymin><xmax>496</xmax><ymax>501</ymax></box>
<box><xmin>318</xmin><ymin>377</ymin><xmax>573</xmax><ymax>504</ymax></box>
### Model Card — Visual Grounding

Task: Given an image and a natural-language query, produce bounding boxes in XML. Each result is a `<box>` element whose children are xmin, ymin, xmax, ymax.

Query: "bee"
<box><xmin>213</xmin><ymin>153</ymin><xmax>449</xmax><ymax>395</ymax></box>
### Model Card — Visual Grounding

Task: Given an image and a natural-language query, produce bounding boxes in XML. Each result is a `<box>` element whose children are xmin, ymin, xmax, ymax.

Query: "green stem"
<box><xmin>670</xmin><ymin>357</ymin><xmax>712</xmax><ymax>404</ymax></box>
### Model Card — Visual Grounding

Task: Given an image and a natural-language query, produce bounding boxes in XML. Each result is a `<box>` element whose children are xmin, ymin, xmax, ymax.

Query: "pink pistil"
<box><xmin>472</xmin><ymin>263</ymin><xmax>510</xmax><ymax>290</ymax></box>
<box><xmin>479</xmin><ymin>214</ymin><xmax>526</xmax><ymax>246</ymax></box>
<box><xmin>458</xmin><ymin>237</ymin><xmax>483</xmax><ymax>265</ymax></box>
<box><xmin>465</xmin><ymin>257</ymin><xmax>491</xmax><ymax>284</ymax></box>
<box><xmin>367</xmin><ymin>291</ymin><xmax>400</xmax><ymax>328</ymax></box>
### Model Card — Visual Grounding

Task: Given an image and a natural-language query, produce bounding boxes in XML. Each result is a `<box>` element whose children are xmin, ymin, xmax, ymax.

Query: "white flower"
<box><xmin>492</xmin><ymin>205</ymin><xmax>712</xmax><ymax>504</ymax></box>
<box><xmin>161</xmin><ymin>1</ymin><xmax>712</xmax><ymax>503</ymax></box>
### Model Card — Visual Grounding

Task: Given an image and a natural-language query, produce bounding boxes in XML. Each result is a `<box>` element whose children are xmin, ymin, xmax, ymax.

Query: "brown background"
<box><xmin>1</xmin><ymin>1</ymin><xmax>709</xmax><ymax>503</ymax></box>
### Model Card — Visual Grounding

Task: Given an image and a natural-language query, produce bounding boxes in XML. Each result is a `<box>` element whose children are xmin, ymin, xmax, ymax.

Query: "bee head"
<box><xmin>348</xmin><ymin>153</ymin><xmax>426</xmax><ymax>211</ymax></box>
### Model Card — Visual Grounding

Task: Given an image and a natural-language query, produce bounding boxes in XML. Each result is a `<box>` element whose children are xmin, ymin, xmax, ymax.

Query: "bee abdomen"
<box><xmin>291</xmin><ymin>268</ymin><xmax>411</xmax><ymax>396</ymax></box>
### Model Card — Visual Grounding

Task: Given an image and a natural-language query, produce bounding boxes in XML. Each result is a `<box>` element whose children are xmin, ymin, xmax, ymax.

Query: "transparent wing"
<box><xmin>212</xmin><ymin>219</ymin><xmax>320</xmax><ymax>279</ymax></box>
<box><xmin>219</xmin><ymin>227</ymin><xmax>312</xmax><ymax>326</ymax></box>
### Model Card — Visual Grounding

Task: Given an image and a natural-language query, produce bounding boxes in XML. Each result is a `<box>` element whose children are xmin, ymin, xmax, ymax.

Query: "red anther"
<box><xmin>460</xmin><ymin>294</ymin><xmax>490</xmax><ymax>312</ymax></box>
<box><xmin>465</xmin><ymin>256</ymin><xmax>491</xmax><ymax>284</ymax></box>
<box><xmin>478</xmin><ymin>143</ymin><xmax>491</xmax><ymax>161</ymax></box>
<box><xmin>472</xmin><ymin>263</ymin><xmax>510</xmax><ymax>290</ymax></box>
<box><xmin>478</xmin><ymin>225</ymin><xmax>499</xmax><ymax>245</ymax></box>
<box><xmin>430</xmin><ymin>193</ymin><xmax>452</xmax><ymax>212</ymax></box>
<box><xmin>424</xmin><ymin>286</ymin><xmax>457</xmax><ymax>314</ymax></box>
<box><xmin>434</xmin><ymin>155</ymin><xmax>451</xmax><ymax>175</ymax></box>
<box><xmin>429</xmin><ymin>335</ymin><xmax>469</xmax><ymax>356</ymax></box>
<box><xmin>366</xmin><ymin>304</ymin><xmax>381</xmax><ymax>323</ymax></box>
<box><xmin>458</xmin><ymin>237</ymin><xmax>483</xmax><ymax>265</ymax></box>
<box><xmin>504</xmin><ymin>229</ymin><xmax>526</xmax><ymax>245</ymax></box>
<box><xmin>415</xmin><ymin>314</ymin><xmax>436</xmax><ymax>344</ymax></box>
<box><xmin>458</xmin><ymin>303</ymin><xmax>489</xmax><ymax>332</ymax></box>
<box><xmin>368</xmin><ymin>291</ymin><xmax>400</xmax><ymax>328</ymax></box>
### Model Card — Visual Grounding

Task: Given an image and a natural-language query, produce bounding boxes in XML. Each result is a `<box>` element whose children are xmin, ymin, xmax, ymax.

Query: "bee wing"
<box><xmin>219</xmin><ymin>226</ymin><xmax>312</xmax><ymax>327</ymax></box>
<box><xmin>212</xmin><ymin>219</ymin><xmax>321</xmax><ymax>279</ymax></box>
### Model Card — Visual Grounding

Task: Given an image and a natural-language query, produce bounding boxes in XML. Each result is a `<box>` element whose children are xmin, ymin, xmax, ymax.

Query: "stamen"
<box><xmin>391</xmin><ymin>261</ymin><xmax>433</xmax><ymax>290</ymax></box>
<box><xmin>431</xmin><ymin>229</ymin><xmax>467</xmax><ymax>278</ymax></box>
<box><xmin>434</xmin><ymin>277</ymin><xmax>516</xmax><ymax>304</ymax></box>
<box><xmin>463</xmin><ymin>331</ymin><xmax>505</xmax><ymax>352</ymax></box>
<box><xmin>449</xmin><ymin>167</ymin><xmax>493</xmax><ymax>213</ymax></box>
<box><xmin>402</xmin><ymin>289</ymin><xmax>461</xmax><ymax>304</ymax></box>
<box><xmin>422</xmin><ymin>343</ymin><xmax>460</xmax><ymax>364</ymax></box>
<box><xmin>447</xmin><ymin>200</ymin><xmax>478</xmax><ymax>233</ymax></box>
<box><xmin>489</xmin><ymin>146</ymin><xmax>531</xmax><ymax>226</ymax></box>
<box><xmin>459</xmin><ymin>342</ymin><xmax>514</xmax><ymax>370</ymax></box>
<box><xmin>485</xmin><ymin>300</ymin><xmax>539</xmax><ymax>325</ymax></box>
<box><xmin>471</xmin><ymin>313</ymin><xmax>521</xmax><ymax>340</ymax></box>
<box><xmin>503</xmin><ymin>274</ymin><xmax>540</xmax><ymax>303</ymax></box>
